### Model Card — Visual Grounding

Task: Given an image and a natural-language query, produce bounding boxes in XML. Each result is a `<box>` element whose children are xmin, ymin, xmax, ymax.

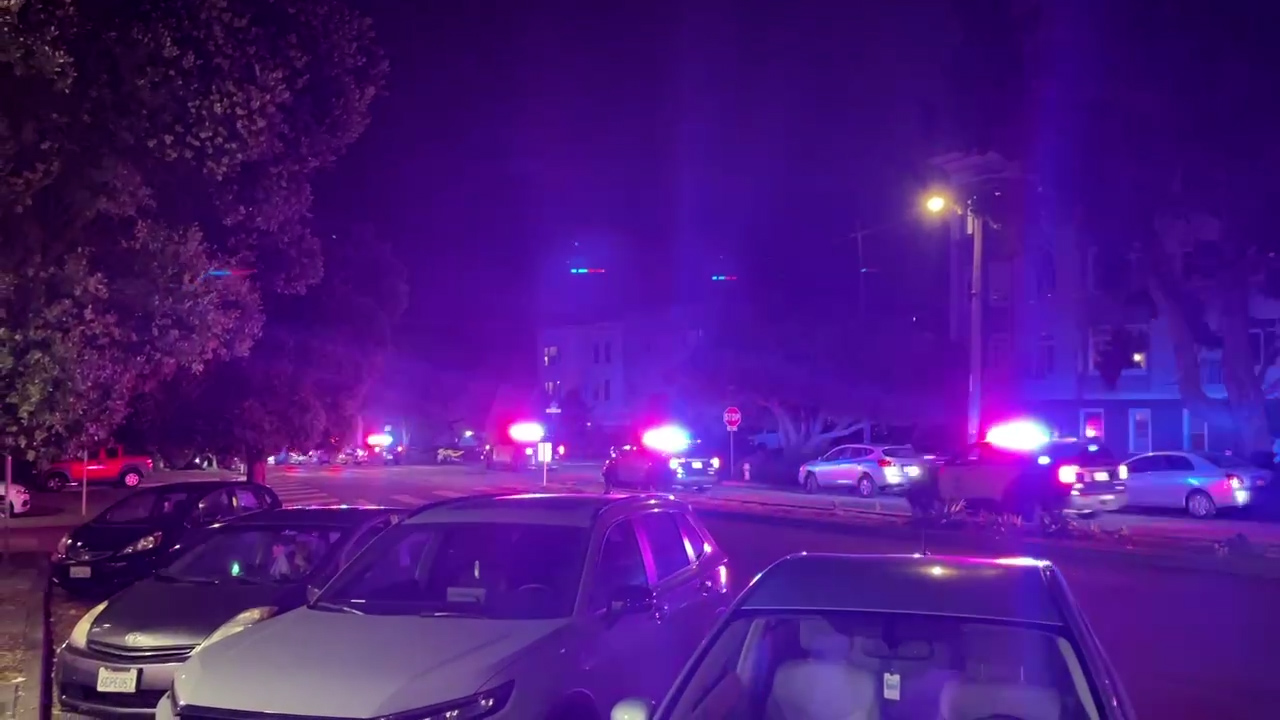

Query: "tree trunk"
<box><xmin>1219</xmin><ymin>279</ymin><xmax>1272</xmax><ymax>453</ymax></box>
<box><xmin>245</xmin><ymin>445</ymin><xmax>268</xmax><ymax>484</ymax></box>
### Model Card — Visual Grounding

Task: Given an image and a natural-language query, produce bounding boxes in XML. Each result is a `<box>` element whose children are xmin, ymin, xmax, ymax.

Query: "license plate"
<box><xmin>905</xmin><ymin>466</ymin><xmax>921</xmax><ymax>477</ymax></box>
<box><xmin>96</xmin><ymin>667</ymin><xmax>138</xmax><ymax>693</ymax></box>
<box><xmin>69</xmin><ymin>566</ymin><xmax>91</xmax><ymax>579</ymax></box>
<box><xmin>691</xmin><ymin>462</ymin><xmax>703</xmax><ymax>469</ymax></box>
<box><xmin>1092</xmin><ymin>471</ymin><xmax>1109</xmax><ymax>481</ymax></box>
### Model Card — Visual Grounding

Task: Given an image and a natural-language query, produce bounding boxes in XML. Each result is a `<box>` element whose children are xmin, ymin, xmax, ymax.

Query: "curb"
<box><xmin>1</xmin><ymin>554</ymin><xmax>51</xmax><ymax>720</ymax></box>
<box><xmin>695</xmin><ymin>504</ymin><xmax>1280</xmax><ymax>580</ymax></box>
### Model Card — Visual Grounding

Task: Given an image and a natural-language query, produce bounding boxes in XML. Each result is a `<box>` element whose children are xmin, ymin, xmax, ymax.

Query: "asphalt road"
<box><xmin>26</xmin><ymin>465</ymin><xmax>1280</xmax><ymax>719</ymax></box>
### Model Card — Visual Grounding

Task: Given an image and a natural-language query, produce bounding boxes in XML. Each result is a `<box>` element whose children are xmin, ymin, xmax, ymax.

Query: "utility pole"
<box><xmin>966</xmin><ymin>209</ymin><xmax>985</xmax><ymax>445</ymax></box>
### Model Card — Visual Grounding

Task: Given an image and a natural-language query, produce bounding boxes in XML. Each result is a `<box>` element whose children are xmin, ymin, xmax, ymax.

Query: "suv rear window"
<box><xmin>882</xmin><ymin>446</ymin><xmax>918</xmax><ymax>459</ymax></box>
<box><xmin>1045</xmin><ymin>442</ymin><xmax>1116</xmax><ymax>464</ymax></box>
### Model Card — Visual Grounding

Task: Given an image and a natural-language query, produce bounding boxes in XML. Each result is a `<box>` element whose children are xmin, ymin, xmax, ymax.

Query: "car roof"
<box><xmin>134</xmin><ymin>480</ymin><xmax>247</xmax><ymax>493</ymax></box>
<box><xmin>224</xmin><ymin>506</ymin><xmax>399</xmax><ymax>527</ymax></box>
<box><xmin>738</xmin><ymin>553</ymin><xmax>1065</xmax><ymax>625</ymax></box>
<box><xmin>403</xmin><ymin>493</ymin><xmax>688</xmax><ymax>527</ymax></box>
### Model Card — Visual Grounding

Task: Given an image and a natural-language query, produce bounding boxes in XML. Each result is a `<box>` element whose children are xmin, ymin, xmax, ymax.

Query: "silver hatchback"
<box><xmin>798</xmin><ymin>444</ymin><xmax>926</xmax><ymax>497</ymax></box>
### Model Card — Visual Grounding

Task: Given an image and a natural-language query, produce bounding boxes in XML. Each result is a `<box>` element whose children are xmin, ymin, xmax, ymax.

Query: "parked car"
<box><xmin>158</xmin><ymin>494</ymin><xmax>730</xmax><ymax>720</ymax></box>
<box><xmin>1</xmin><ymin>482</ymin><xmax>30</xmax><ymax>517</ymax></box>
<box><xmin>51</xmin><ymin>481</ymin><xmax>281</xmax><ymax>597</ymax></box>
<box><xmin>43</xmin><ymin>446</ymin><xmax>154</xmax><ymax>492</ymax></box>
<box><xmin>797</xmin><ymin>443</ymin><xmax>927</xmax><ymax>497</ymax></box>
<box><xmin>612</xmin><ymin>553</ymin><xmax>1135</xmax><ymax>720</ymax></box>
<box><xmin>57</xmin><ymin>506</ymin><xmax>404</xmax><ymax>718</ymax></box>
<box><xmin>922</xmin><ymin>439</ymin><xmax>1127</xmax><ymax>521</ymax></box>
<box><xmin>603</xmin><ymin>427</ymin><xmax>721</xmax><ymax>493</ymax></box>
<box><xmin>1119</xmin><ymin>450</ymin><xmax>1269</xmax><ymax>518</ymax></box>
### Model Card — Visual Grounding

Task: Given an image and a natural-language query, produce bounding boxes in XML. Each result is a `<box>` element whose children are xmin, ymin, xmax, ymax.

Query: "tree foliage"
<box><xmin>0</xmin><ymin>0</ymin><xmax>387</xmax><ymax>458</ymax></box>
<box><xmin>681</xmin><ymin>318</ymin><xmax>959</xmax><ymax>455</ymax></box>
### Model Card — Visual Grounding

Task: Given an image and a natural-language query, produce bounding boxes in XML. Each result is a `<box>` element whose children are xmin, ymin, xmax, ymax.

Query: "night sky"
<box><xmin>311</xmin><ymin>0</ymin><xmax>1025</xmax><ymax>379</ymax></box>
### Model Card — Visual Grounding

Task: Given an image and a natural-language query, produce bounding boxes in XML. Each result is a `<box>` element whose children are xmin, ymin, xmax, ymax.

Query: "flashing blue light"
<box><xmin>711</xmin><ymin>275</ymin><xmax>738</xmax><ymax>281</ymax></box>
<box><xmin>570</xmin><ymin>268</ymin><xmax>605</xmax><ymax>274</ymax></box>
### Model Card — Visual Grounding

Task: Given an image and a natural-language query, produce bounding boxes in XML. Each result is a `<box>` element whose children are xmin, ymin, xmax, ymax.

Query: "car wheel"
<box><xmin>856</xmin><ymin>474</ymin><xmax>877</xmax><ymax>498</ymax></box>
<box><xmin>803</xmin><ymin>472</ymin><xmax>819</xmax><ymax>493</ymax></box>
<box><xmin>119</xmin><ymin>470</ymin><xmax>143</xmax><ymax>488</ymax></box>
<box><xmin>43</xmin><ymin>473</ymin><xmax>68</xmax><ymax>492</ymax></box>
<box><xmin>1187</xmin><ymin>490</ymin><xmax>1217</xmax><ymax>519</ymax></box>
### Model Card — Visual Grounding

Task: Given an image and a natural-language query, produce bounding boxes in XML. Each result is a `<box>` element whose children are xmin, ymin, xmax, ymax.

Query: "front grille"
<box><xmin>87</xmin><ymin>640</ymin><xmax>197</xmax><ymax>663</ymax></box>
<box><xmin>69</xmin><ymin>549</ymin><xmax>113</xmax><ymax>562</ymax></box>
<box><xmin>62</xmin><ymin>684</ymin><xmax>167</xmax><ymax>710</ymax></box>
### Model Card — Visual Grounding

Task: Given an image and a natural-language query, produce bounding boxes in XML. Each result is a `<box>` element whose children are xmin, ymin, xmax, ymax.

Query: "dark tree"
<box><xmin>0</xmin><ymin>0</ymin><xmax>387</xmax><ymax>459</ymax></box>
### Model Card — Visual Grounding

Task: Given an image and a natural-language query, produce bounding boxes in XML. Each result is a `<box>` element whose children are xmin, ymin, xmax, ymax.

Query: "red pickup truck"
<box><xmin>42</xmin><ymin>446</ymin><xmax>153</xmax><ymax>491</ymax></box>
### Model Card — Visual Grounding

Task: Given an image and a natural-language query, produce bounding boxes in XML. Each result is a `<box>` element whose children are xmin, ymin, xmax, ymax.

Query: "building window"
<box><xmin>603</xmin><ymin>341</ymin><xmax>612</xmax><ymax>363</ymax></box>
<box><xmin>602</xmin><ymin>379</ymin><xmax>611</xmax><ymax>402</ymax></box>
<box><xmin>986</xmin><ymin>334</ymin><xmax>1011</xmax><ymax>371</ymax></box>
<box><xmin>593</xmin><ymin>343</ymin><xmax>600</xmax><ymax>364</ymax></box>
<box><xmin>592</xmin><ymin>383</ymin><xmax>600</xmax><ymax>402</ymax></box>
<box><xmin>1128</xmin><ymin>408</ymin><xmax>1152</xmax><ymax>454</ymax></box>
<box><xmin>1184</xmin><ymin>410</ymin><xmax>1209</xmax><ymax>451</ymax></box>
<box><xmin>1032</xmin><ymin>334</ymin><xmax>1055</xmax><ymax>379</ymax></box>
<box><xmin>543</xmin><ymin>346</ymin><xmax>559</xmax><ymax>367</ymax></box>
<box><xmin>1200</xmin><ymin>353</ymin><xmax>1223</xmax><ymax>385</ymax></box>
<box><xmin>1089</xmin><ymin>325</ymin><xmax>1150</xmax><ymax>375</ymax></box>
<box><xmin>1085</xmin><ymin>247</ymin><xmax>1099</xmax><ymax>292</ymax></box>
<box><xmin>987</xmin><ymin>261</ymin><xmax>1012</xmax><ymax>306</ymax></box>
<box><xmin>1080</xmin><ymin>409</ymin><xmax>1104</xmax><ymax>440</ymax></box>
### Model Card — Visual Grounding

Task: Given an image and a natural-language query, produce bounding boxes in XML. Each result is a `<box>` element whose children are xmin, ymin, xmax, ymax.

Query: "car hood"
<box><xmin>69</xmin><ymin>523</ymin><xmax>170</xmax><ymax>554</ymax></box>
<box><xmin>88</xmin><ymin>578</ymin><xmax>299</xmax><ymax>649</ymax></box>
<box><xmin>175</xmin><ymin>608</ymin><xmax>569</xmax><ymax>716</ymax></box>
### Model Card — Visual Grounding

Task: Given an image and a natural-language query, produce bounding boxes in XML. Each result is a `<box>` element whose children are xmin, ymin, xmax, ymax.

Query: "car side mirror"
<box><xmin>611</xmin><ymin>698</ymin><xmax>654</xmax><ymax>720</ymax></box>
<box><xmin>608</xmin><ymin>585</ymin><xmax>655</xmax><ymax>616</ymax></box>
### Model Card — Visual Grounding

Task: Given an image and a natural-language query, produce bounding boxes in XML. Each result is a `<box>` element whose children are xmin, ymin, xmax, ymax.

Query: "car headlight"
<box><xmin>55</xmin><ymin>533</ymin><xmax>71</xmax><ymax>558</ymax></box>
<box><xmin>67</xmin><ymin>600</ymin><xmax>110</xmax><ymax>650</ymax></box>
<box><xmin>119</xmin><ymin>532</ymin><xmax>163</xmax><ymax>555</ymax></box>
<box><xmin>195</xmin><ymin>606</ymin><xmax>278</xmax><ymax>652</ymax></box>
<box><xmin>394</xmin><ymin>681</ymin><xmax>514</xmax><ymax>720</ymax></box>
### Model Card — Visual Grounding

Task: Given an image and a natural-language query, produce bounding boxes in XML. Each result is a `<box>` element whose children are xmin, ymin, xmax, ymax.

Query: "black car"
<box><xmin>51</xmin><ymin>481</ymin><xmax>281</xmax><ymax>597</ymax></box>
<box><xmin>56</xmin><ymin>506</ymin><xmax>404</xmax><ymax>718</ymax></box>
<box><xmin>603</xmin><ymin>439</ymin><xmax>721</xmax><ymax>492</ymax></box>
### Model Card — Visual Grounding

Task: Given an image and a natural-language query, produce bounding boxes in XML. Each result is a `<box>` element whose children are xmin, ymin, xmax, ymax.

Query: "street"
<box><xmin>16</xmin><ymin>464</ymin><xmax>1278</xmax><ymax>719</ymax></box>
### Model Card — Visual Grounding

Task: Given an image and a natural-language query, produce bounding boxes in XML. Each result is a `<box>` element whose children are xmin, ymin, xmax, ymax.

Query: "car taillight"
<box><xmin>1057</xmin><ymin>465</ymin><xmax>1080</xmax><ymax>484</ymax></box>
<box><xmin>1117</xmin><ymin>464</ymin><xmax>1128</xmax><ymax>480</ymax></box>
<box><xmin>878</xmin><ymin>458</ymin><xmax>893</xmax><ymax>467</ymax></box>
<box><xmin>710</xmin><ymin>457</ymin><xmax>721</xmax><ymax>468</ymax></box>
<box><xmin>1227</xmin><ymin>474</ymin><xmax>1244</xmax><ymax>489</ymax></box>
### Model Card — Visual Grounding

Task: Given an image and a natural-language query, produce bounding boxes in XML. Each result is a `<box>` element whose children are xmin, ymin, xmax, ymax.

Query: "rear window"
<box><xmin>1200</xmin><ymin>452</ymin><xmax>1253</xmax><ymax>469</ymax></box>
<box><xmin>98</xmin><ymin>489</ymin><xmax>194</xmax><ymax>524</ymax></box>
<box><xmin>1045</xmin><ymin>442</ymin><xmax>1116</xmax><ymax>465</ymax></box>
<box><xmin>882</xmin><ymin>446</ymin><xmax>918</xmax><ymax>459</ymax></box>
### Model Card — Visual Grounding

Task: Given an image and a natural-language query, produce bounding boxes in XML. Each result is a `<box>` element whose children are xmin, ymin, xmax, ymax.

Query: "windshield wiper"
<box><xmin>310</xmin><ymin>600</ymin><xmax>365</xmax><ymax>615</ymax></box>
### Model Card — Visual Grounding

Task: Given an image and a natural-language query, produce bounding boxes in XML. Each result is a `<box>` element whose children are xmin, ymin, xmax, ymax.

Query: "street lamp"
<box><xmin>924</xmin><ymin>192</ymin><xmax>986</xmax><ymax>444</ymax></box>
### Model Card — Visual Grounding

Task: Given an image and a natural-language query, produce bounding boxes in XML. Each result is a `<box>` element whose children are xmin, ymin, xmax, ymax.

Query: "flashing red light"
<box><xmin>570</xmin><ymin>268</ymin><xmax>606</xmax><ymax>274</ymax></box>
<box><xmin>986</xmin><ymin>420</ymin><xmax>1052</xmax><ymax>451</ymax></box>
<box><xmin>508</xmin><ymin>421</ymin><xmax>545</xmax><ymax>444</ymax></box>
<box><xmin>366</xmin><ymin>432</ymin><xmax>393</xmax><ymax>448</ymax></box>
<box><xmin>877</xmin><ymin>458</ymin><xmax>893</xmax><ymax>467</ymax></box>
<box><xmin>1057</xmin><ymin>465</ymin><xmax>1080</xmax><ymax>484</ymax></box>
<box><xmin>642</xmin><ymin>425</ymin><xmax>692</xmax><ymax>454</ymax></box>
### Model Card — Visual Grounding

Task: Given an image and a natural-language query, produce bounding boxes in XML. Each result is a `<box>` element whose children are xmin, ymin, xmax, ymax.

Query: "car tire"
<box><xmin>803</xmin><ymin>471</ymin><xmax>819</xmax><ymax>493</ymax></box>
<box><xmin>42</xmin><ymin>473</ymin><xmax>68</xmax><ymax>492</ymax></box>
<box><xmin>119</xmin><ymin>468</ymin><xmax>143</xmax><ymax>488</ymax></box>
<box><xmin>1187</xmin><ymin>489</ymin><xmax>1217</xmax><ymax>519</ymax></box>
<box><xmin>856</xmin><ymin>474</ymin><xmax>877</xmax><ymax>498</ymax></box>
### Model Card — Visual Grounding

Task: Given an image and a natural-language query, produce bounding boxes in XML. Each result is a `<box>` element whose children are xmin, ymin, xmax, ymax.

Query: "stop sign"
<box><xmin>723</xmin><ymin>406</ymin><xmax>742</xmax><ymax>429</ymax></box>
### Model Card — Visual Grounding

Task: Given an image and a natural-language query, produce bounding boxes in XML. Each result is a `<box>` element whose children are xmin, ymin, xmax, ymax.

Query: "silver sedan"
<box><xmin>1119</xmin><ymin>451</ymin><xmax>1269</xmax><ymax>518</ymax></box>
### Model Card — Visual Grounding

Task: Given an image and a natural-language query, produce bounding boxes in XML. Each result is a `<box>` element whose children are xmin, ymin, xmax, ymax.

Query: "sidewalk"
<box><xmin>0</xmin><ymin>553</ymin><xmax>50</xmax><ymax>720</ymax></box>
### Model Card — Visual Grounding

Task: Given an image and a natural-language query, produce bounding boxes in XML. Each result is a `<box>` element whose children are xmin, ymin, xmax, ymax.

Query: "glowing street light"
<box><xmin>924</xmin><ymin>195</ymin><xmax>948</xmax><ymax>214</ymax></box>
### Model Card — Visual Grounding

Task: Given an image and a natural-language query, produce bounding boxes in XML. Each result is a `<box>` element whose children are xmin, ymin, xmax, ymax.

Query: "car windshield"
<box><xmin>1200</xmin><ymin>452</ymin><xmax>1252</xmax><ymax>469</ymax></box>
<box><xmin>660</xmin><ymin>610</ymin><xmax>1103</xmax><ymax>720</ymax></box>
<box><xmin>161</xmin><ymin>526</ymin><xmax>346</xmax><ymax>584</ymax></box>
<box><xmin>882</xmin><ymin>446</ymin><xmax>918</xmax><ymax>459</ymax></box>
<box><xmin>317</xmin><ymin>521</ymin><xmax>589</xmax><ymax>619</ymax></box>
<box><xmin>97</xmin><ymin>489</ymin><xmax>194</xmax><ymax>524</ymax></box>
<box><xmin>1045</xmin><ymin>442</ymin><xmax>1116</xmax><ymax>465</ymax></box>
